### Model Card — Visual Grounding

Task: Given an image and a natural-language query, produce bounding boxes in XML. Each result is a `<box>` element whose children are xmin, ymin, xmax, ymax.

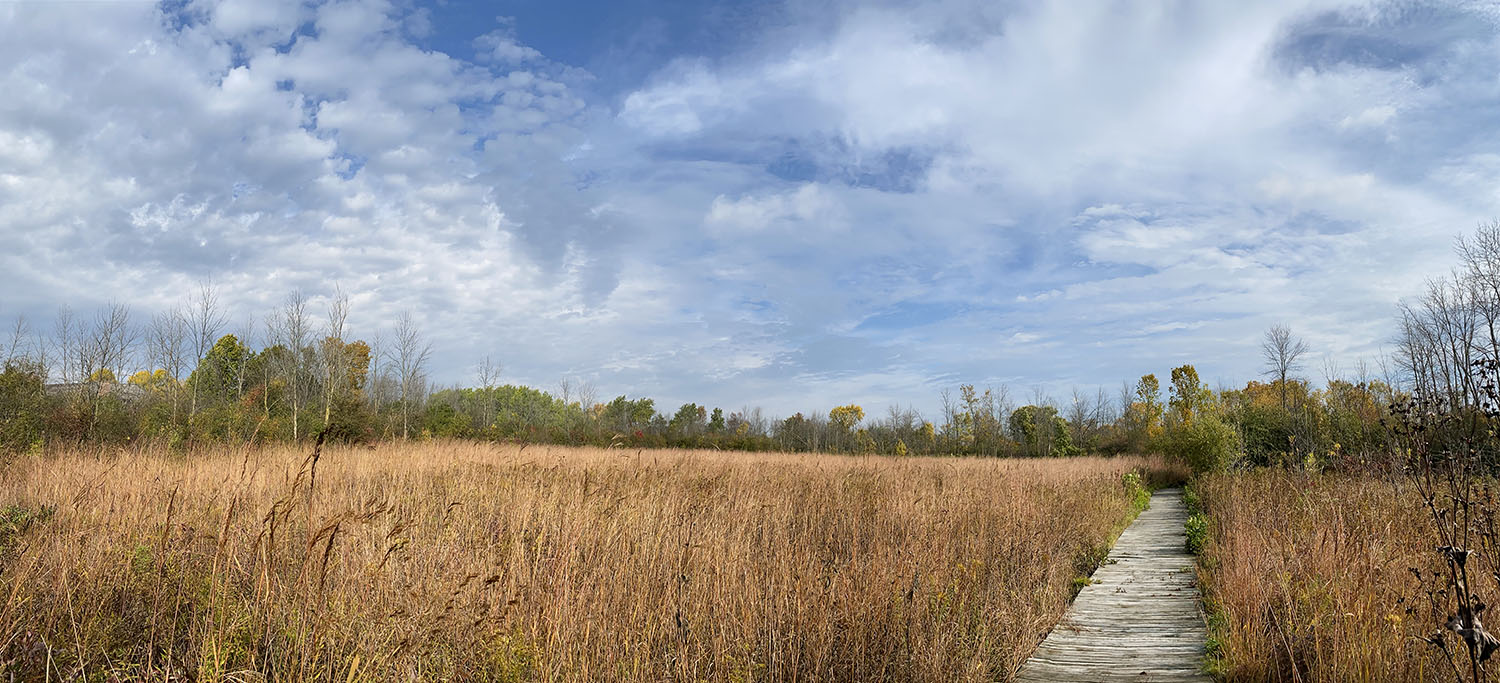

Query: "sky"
<box><xmin>2</xmin><ymin>0</ymin><xmax>1500</xmax><ymax>419</ymax></box>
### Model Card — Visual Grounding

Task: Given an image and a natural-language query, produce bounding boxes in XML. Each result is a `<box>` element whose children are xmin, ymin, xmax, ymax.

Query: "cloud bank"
<box><xmin>3</xmin><ymin>0</ymin><xmax>1499</xmax><ymax>417</ymax></box>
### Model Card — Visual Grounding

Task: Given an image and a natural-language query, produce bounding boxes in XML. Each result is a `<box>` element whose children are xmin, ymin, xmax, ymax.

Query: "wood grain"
<box><xmin>1013</xmin><ymin>488</ymin><xmax>1208</xmax><ymax>682</ymax></box>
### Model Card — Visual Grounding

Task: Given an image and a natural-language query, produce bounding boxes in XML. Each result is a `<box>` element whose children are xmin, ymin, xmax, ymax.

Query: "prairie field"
<box><xmin>0</xmin><ymin>443</ymin><xmax>1183</xmax><ymax>681</ymax></box>
<box><xmin>1193</xmin><ymin>470</ymin><xmax>1457</xmax><ymax>682</ymax></box>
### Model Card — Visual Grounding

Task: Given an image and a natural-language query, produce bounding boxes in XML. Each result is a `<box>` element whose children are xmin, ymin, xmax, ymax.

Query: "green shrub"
<box><xmin>1185</xmin><ymin>512</ymin><xmax>1209</xmax><ymax>554</ymax></box>
<box><xmin>1162</xmin><ymin>415</ymin><xmax>1241</xmax><ymax>473</ymax></box>
<box><xmin>1228</xmin><ymin>402</ymin><xmax>1300</xmax><ymax>467</ymax></box>
<box><xmin>423</xmin><ymin>402</ymin><xmax>472</xmax><ymax>439</ymax></box>
<box><xmin>0</xmin><ymin>362</ymin><xmax>46</xmax><ymax>453</ymax></box>
<box><xmin>324</xmin><ymin>395</ymin><xmax>375</xmax><ymax>444</ymax></box>
<box><xmin>1182</xmin><ymin>483</ymin><xmax>1202</xmax><ymax>513</ymax></box>
<box><xmin>1051</xmin><ymin>415</ymin><xmax>1080</xmax><ymax>457</ymax></box>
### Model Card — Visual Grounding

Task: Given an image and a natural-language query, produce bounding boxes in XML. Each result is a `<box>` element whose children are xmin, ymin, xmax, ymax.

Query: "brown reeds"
<box><xmin>0</xmin><ymin>442</ymin><xmax>1176</xmax><ymax>681</ymax></box>
<box><xmin>1194</xmin><ymin>470</ymin><xmax>1452</xmax><ymax>682</ymax></box>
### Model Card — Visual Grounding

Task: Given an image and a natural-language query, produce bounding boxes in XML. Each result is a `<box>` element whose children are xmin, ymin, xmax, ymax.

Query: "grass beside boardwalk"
<box><xmin>0</xmin><ymin>443</ymin><xmax>1184</xmax><ymax>681</ymax></box>
<box><xmin>1193</xmin><ymin>470</ymin><xmax>1450</xmax><ymax>682</ymax></box>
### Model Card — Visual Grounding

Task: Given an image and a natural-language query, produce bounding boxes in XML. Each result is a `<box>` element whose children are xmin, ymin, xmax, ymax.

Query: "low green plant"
<box><xmin>0</xmin><ymin>503</ymin><xmax>53</xmax><ymax>549</ymax></box>
<box><xmin>1202</xmin><ymin>603</ymin><xmax>1229</xmax><ymax>677</ymax></box>
<box><xmin>1181</xmin><ymin>483</ymin><xmax>1201</xmax><ymax>514</ymax></box>
<box><xmin>1070</xmin><ymin>575</ymin><xmax>1098</xmax><ymax>596</ymax></box>
<box><xmin>130</xmin><ymin>543</ymin><xmax>155</xmax><ymax>575</ymax></box>
<box><xmin>1184</xmin><ymin>512</ymin><xmax>1208</xmax><ymax>555</ymax></box>
<box><xmin>1122</xmin><ymin>470</ymin><xmax>1150</xmax><ymax>513</ymax></box>
<box><xmin>486</xmin><ymin>631</ymin><xmax>539</xmax><ymax>682</ymax></box>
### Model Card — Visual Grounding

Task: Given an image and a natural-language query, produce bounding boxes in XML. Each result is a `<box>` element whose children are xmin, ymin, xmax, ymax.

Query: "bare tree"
<box><xmin>52</xmin><ymin>306</ymin><xmax>80</xmax><ymax>384</ymax></box>
<box><xmin>1347</xmin><ymin>357</ymin><xmax>1368</xmax><ymax>386</ymax></box>
<box><xmin>146</xmin><ymin>308</ymin><xmax>188</xmax><ymax>380</ymax></box>
<box><xmin>85</xmin><ymin>302</ymin><xmax>137</xmax><ymax>382</ymax></box>
<box><xmin>1067</xmin><ymin>388</ymin><xmax>1091</xmax><ymax>447</ymax></box>
<box><xmin>1399</xmin><ymin>298</ymin><xmax>1439</xmax><ymax>398</ymax></box>
<box><xmin>77</xmin><ymin>303</ymin><xmax>138</xmax><ymax>439</ymax></box>
<box><xmin>1320</xmin><ymin>354</ymin><xmax>1342</xmax><ymax>389</ymax></box>
<box><xmin>1397</xmin><ymin>276</ymin><xmax>1482</xmax><ymax>407</ymax></box>
<box><xmin>1457</xmin><ymin>220</ymin><xmax>1500</xmax><ymax>366</ymax></box>
<box><xmin>1262</xmin><ymin>324</ymin><xmax>1311</xmax><ymax>410</ymax></box>
<box><xmin>576</xmin><ymin>379</ymin><xmax>597</xmax><ymax>414</ymax></box>
<box><xmin>478</xmin><ymin>356</ymin><xmax>501</xmax><ymax>389</ymax></box>
<box><xmin>938</xmin><ymin>388</ymin><xmax>957</xmax><ymax>444</ymax></box>
<box><xmin>319</xmin><ymin>287</ymin><xmax>351</xmax><ymax>426</ymax></box>
<box><xmin>3</xmin><ymin>315</ymin><xmax>30</xmax><ymax>366</ymax></box>
<box><xmin>27</xmin><ymin>317</ymin><xmax>48</xmax><ymax>380</ymax></box>
<box><xmin>461</xmin><ymin>355</ymin><xmax>501</xmax><ymax>430</ymax></box>
<box><xmin>388</xmin><ymin>310</ymin><xmax>432</xmax><ymax>439</ymax></box>
<box><xmin>231</xmin><ymin>316</ymin><xmax>256</xmax><ymax>400</ymax></box>
<box><xmin>187</xmin><ymin>280</ymin><xmax>227</xmax><ymax>423</ymax></box>
<box><xmin>1030</xmin><ymin>385</ymin><xmax>1051</xmax><ymax>409</ymax></box>
<box><xmin>747</xmin><ymin>406</ymin><xmax>768</xmax><ymax>437</ymax></box>
<box><xmin>267</xmin><ymin>290</ymin><xmax>312</xmax><ymax>440</ymax></box>
<box><xmin>146</xmin><ymin>307</ymin><xmax>190</xmax><ymax>422</ymax></box>
<box><xmin>1432</xmin><ymin>276</ymin><xmax>1480</xmax><ymax>405</ymax></box>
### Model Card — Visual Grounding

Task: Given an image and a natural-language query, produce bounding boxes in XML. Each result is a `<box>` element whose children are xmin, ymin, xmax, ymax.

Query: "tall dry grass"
<box><xmin>1194</xmin><ymin>470</ymin><xmax>1456</xmax><ymax>682</ymax></box>
<box><xmin>0</xmin><ymin>442</ymin><xmax>1179</xmax><ymax>681</ymax></box>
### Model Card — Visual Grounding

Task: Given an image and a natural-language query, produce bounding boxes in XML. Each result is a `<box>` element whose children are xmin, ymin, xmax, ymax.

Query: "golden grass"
<box><xmin>0</xmin><ymin>442</ymin><xmax>1180</xmax><ymax>681</ymax></box>
<box><xmin>1195</xmin><ymin>470</ymin><xmax>1453</xmax><ymax>682</ymax></box>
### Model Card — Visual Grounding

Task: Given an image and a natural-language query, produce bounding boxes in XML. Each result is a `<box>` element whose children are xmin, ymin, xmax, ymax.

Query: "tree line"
<box><xmin>0</xmin><ymin>285</ymin><xmax>435</xmax><ymax>450</ymax></box>
<box><xmin>13</xmin><ymin>222</ymin><xmax>1500</xmax><ymax>466</ymax></box>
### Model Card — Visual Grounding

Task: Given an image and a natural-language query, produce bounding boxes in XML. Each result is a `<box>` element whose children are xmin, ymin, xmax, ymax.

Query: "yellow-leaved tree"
<box><xmin>829</xmin><ymin>404</ymin><xmax>864</xmax><ymax>452</ymax></box>
<box><xmin>829</xmin><ymin>404</ymin><xmax>864</xmax><ymax>431</ymax></box>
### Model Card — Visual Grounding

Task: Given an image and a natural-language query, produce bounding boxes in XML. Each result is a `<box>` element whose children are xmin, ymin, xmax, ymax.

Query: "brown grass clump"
<box><xmin>0</xmin><ymin>442</ymin><xmax>1175</xmax><ymax>681</ymax></box>
<box><xmin>1194</xmin><ymin>469</ymin><xmax>1452</xmax><ymax>682</ymax></box>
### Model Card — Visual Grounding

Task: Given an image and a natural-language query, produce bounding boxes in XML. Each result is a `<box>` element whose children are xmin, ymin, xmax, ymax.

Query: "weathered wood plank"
<box><xmin>1013</xmin><ymin>488</ymin><xmax>1208</xmax><ymax>682</ymax></box>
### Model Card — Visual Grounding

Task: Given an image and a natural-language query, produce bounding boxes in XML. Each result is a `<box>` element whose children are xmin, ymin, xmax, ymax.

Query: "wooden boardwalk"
<box><xmin>1014</xmin><ymin>488</ymin><xmax>1208</xmax><ymax>682</ymax></box>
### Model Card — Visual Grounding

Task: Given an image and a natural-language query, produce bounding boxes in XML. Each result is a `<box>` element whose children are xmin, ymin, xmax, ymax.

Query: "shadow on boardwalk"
<box><xmin>1014</xmin><ymin>488</ymin><xmax>1208</xmax><ymax>682</ymax></box>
